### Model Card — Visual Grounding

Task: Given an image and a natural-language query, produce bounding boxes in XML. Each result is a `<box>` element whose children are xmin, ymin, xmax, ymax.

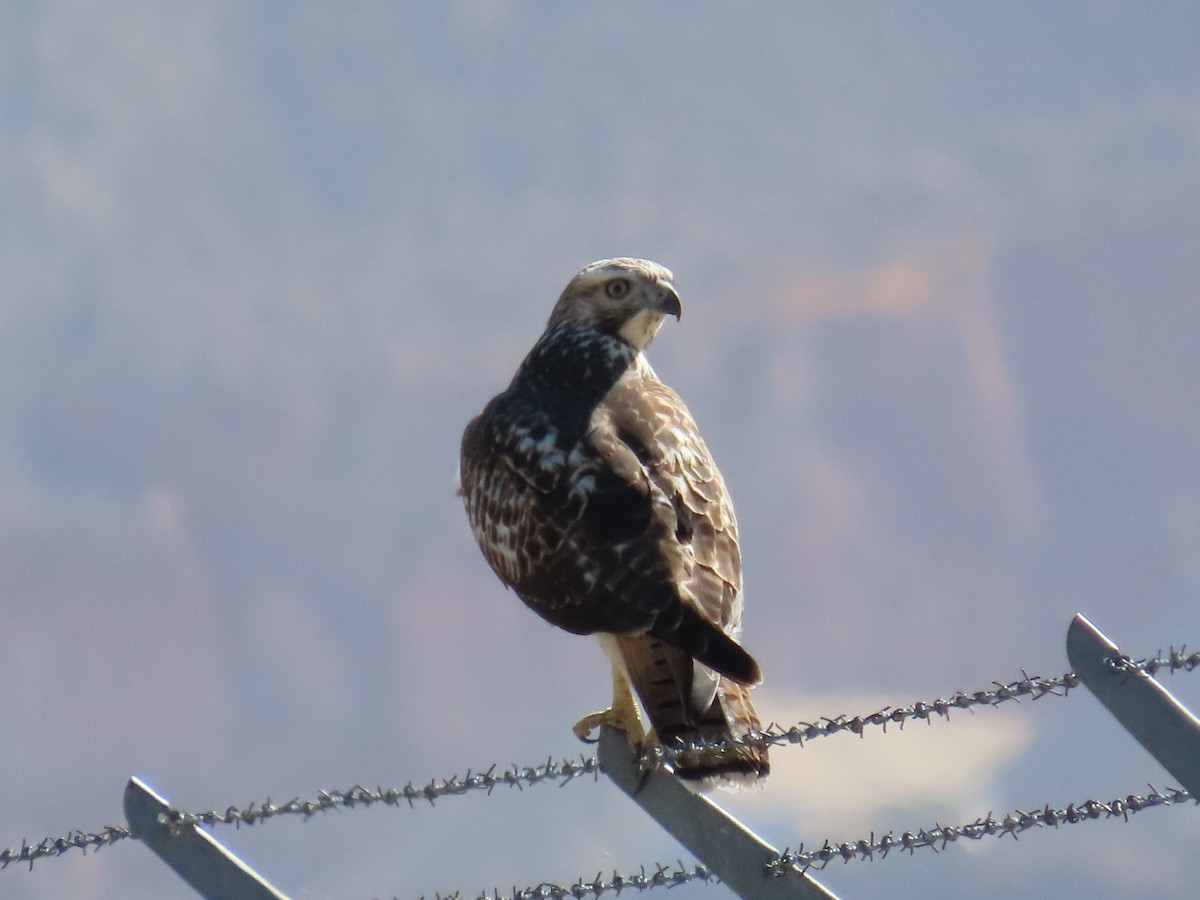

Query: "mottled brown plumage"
<box><xmin>460</xmin><ymin>258</ymin><xmax>768</xmax><ymax>788</ymax></box>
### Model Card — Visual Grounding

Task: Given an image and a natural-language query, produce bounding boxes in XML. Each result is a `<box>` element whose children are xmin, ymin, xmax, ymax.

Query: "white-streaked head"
<box><xmin>547</xmin><ymin>258</ymin><xmax>682</xmax><ymax>350</ymax></box>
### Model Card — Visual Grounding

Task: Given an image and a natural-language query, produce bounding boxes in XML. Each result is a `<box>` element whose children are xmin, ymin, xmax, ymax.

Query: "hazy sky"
<box><xmin>3</xmin><ymin>4</ymin><xmax>1199</xmax><ymax>899</ymax></box>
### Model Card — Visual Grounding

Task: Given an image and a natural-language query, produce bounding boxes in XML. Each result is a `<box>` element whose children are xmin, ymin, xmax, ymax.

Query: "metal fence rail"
<box><xmin>1067</xmin><ymin>614</ymin><xmax>1200</xmax><ymax>798</ymax></box>
<box><xmin>598</xmin><ymin>726</ymin><xmax>840</xmax><ymax>899</ymax></box>
<box><xmin>124</xmin><ymin>778</ymin><xmax>288</xmax><ymax>900</ymax></box>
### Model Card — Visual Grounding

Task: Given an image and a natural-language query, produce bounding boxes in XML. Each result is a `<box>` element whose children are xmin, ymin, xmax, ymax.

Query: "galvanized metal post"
<box><xmin>1066</xmin><ymin>613</ymin><xmax>1200</xmax><ymax>797</ymax></box>
<box><xmin>124</xmin><ymin>777</ymin><xmax>291</xmax><ymax>900</ymax></box>
<box><xmin>598</xmin><ymin>727</ymin><xmax>841</xmax><ymax>899</ymax></box>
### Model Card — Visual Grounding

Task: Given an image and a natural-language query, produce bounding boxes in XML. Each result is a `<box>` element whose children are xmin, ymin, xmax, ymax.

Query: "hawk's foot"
<box><xmin>572</xmin><ymin>703</ymin><xmax>646</xmax><ymax>745</ymax></box>
<box><xmin>575</xmin><ymin>651</ymin><xmax>646</xmax><ymax>744</ymax></box>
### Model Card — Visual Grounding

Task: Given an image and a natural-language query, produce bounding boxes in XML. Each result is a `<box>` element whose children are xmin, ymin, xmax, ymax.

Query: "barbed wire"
<box><xmin>0</xmin><ymin>756</ymin><xmax>599</xmax><ymax>870</ymax></box>
<box><xmin>441</xmin><ymin>784</ymin><xmax>1197</xmax><ymax>899</ymax></box>
<box><xmin>422</xmin><ymin>861</ymin><xmax>717</xmax><ymax>900</ymax></box>
<box><xmin>1105</xmin><ymin>645</ymin><xmax>1199</xmax><ymax>676</ymax></box>
<box><xmin>157</xmin><ymin>756</ymin><xmax>600</xmax><ymax>835</ymax></box>
<box><xmin>652</xmin><ymin>668</ymin><xmax>1075</xmax><ymax>770</ymax></box>
<box><xmin>655</xmin><ymin>645</ymin><xmax>1197</xmax><ymax>767</ymax></box>
<box><xmin>2</xmin><ymin>648</ymin><xmax>1195</xmax><ymax>875</ymax></box>
<box><xmin>769</xmin><ymin>784</ymin><xmax>1197</xmax><ymax>875</ymax></box>
<box><xmin>0</xmin><ymin>826</ymin><xmax>132</xmax><ymax>871</ymax></box>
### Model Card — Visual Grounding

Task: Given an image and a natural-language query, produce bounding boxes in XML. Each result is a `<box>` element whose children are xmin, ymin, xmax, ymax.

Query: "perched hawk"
<box><xmin>460</xmin><ymin>258</ymin><xmax>768</xmax><ymax>788</ymax></box>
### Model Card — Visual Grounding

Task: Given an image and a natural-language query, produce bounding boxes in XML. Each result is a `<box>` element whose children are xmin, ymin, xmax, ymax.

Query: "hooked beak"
<box><xmin>657</xmin><ymin>282</ymin><xmax>682</xmax><ymax>320</ymax></box>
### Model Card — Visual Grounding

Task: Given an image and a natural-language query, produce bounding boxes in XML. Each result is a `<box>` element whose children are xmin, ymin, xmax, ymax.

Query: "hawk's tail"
<box><xmin>613</xmin><ymin>635</ymin><xmax>769</xmax><ymax>790</ymax></box>
<box><xmin>664</xmin><ymin>677</ymin><xmax>770</xmax><ymax>789</ymax></box>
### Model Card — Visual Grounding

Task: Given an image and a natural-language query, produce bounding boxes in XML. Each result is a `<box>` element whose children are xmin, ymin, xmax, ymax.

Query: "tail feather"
<box><xmin>649</xmin><ymin>602</ymin><xmax>762</xmax><ymax>685</ymax></box>
<box><xmin>611</xmin><ymin>633</ymin><xmax>769</xmax><ymax>791</ymax></box>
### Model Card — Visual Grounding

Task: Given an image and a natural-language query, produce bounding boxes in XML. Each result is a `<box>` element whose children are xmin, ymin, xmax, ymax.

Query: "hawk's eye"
<box><xmin>604</xmin><ymin>279</ymin><xmax>631</xmax><ymax>299</ymax></box>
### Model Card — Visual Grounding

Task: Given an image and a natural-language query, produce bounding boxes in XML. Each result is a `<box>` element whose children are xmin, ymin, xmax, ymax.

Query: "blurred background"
<box><xmin>3</xmin><ymin>4</ymin><xmax>1199</xmax><ymax>898</ymax></box>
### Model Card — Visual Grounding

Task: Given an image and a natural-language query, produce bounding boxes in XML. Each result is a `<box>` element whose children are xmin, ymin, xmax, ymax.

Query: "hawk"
<box><xmin>460</xmin><ymin>258</ymin><xmax>768</xmax><ymax>788</ymax></box>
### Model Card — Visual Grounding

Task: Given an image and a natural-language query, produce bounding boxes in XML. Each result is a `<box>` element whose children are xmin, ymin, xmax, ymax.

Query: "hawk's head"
<box><xmin>547</xmin><ymin>258</ymin><xmax>682</xmax><ymax>351</ymax></box>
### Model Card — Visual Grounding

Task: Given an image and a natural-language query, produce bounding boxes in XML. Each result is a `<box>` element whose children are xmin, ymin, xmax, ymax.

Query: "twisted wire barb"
<box><xmin>3</xmin><ymin>648</ymin><xmax>1194</xmax><ymax>871</ymax></box>
<box><xmin>768</xmin><ymin>785</ymin><xmax>1197</xmax><ymax>874</ymax></box>
<box><xmin>158</xmin><ymin>756</ymin><xmax>600</xmax><ymax>833</ymax></box>
<box><xmin>442</xmin><ymin>784</ymin><xmax>1199</xmax><ymax>898</ymax></box>
<box><xmin>1105</xmin><ymin>645</ymin><xmax>1200</xmax><ymax>676</ymax></box>
<box><xmin>653</xmin><ymin>668</ymin><xmax>1076</xmax><ymax>769</ymax></box>
<box><xmin>0</xmin><ymin>826</ymin><xmax>132</xmax><ymax>871</ymax></box>
<box><xmin>654</xmin><ymin>647</ymin><xmax>1198</xmax><ymax>767</ymax></box>
<box><xmin>0</xmin><ymin>757</ymin><xmax>598</xmax><ymax>870</ymax></box>
<box><xmin>424</xmin><ymin>861</ymin><xmax>716</xmax><ymax>900</ymax></box>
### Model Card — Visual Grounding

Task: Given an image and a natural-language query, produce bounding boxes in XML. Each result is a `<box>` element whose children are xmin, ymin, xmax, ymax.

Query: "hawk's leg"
<box><xmin>572</xmin><ymin>665</ymin><xmax>646</xmax><ymax>744</ymax></box>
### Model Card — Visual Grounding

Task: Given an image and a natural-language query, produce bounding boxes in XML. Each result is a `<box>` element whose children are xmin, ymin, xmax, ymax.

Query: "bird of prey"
<box><xmin>460</xmin><ymin>258</ymin><xmax>768</xmax><ymax>788</ymax></box>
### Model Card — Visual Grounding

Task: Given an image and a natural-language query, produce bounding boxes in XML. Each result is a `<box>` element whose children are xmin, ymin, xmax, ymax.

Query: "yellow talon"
<box><xmin>573</xmin><ymin>666</ymin><xmax>646</xmax><ymax>744</ymax></box>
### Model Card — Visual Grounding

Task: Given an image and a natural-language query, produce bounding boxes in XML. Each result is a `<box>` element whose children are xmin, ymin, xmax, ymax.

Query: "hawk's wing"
<box><xmin>461</xmin><ymin>368</ymin><xmax>757</xmax><ymax>685</ymax></box>
<box><xmin>598</xmin><ymin>369</ymin><xmax>746</xmax><ymax>712</ymax></box>
<box><xmin>461</xmin><ymin>388</ymin><xmax>662</xmax><ymax>636</ymax></box>
<box><xmin>601</xmin><ymin>372</ymin><xmax>743</xmax><ymax>638</ymax></box>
